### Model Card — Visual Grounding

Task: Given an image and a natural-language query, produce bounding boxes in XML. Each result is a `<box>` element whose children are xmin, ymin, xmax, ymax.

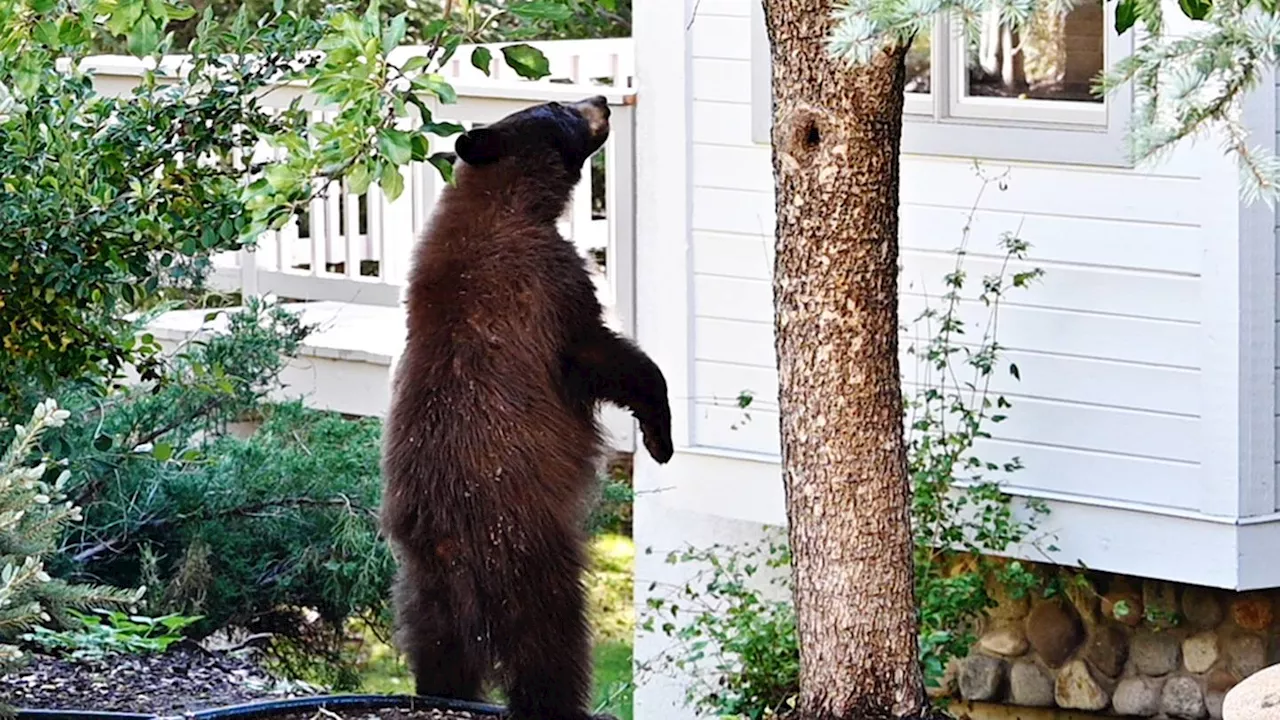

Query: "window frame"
<box><xmin>749</xmin><ymin>2</ymin><xmax>1136</xmax><ymax>168</ymax></box>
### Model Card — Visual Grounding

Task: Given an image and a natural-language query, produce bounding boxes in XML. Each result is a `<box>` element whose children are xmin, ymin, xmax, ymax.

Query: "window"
<box><xmin>750</xmin><ymin>0</ymin><xmax>1134</xmax><ymax>167</ymax></box>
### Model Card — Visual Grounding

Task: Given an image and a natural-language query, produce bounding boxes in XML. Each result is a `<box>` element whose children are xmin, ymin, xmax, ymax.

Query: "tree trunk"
<box><xmin>761</xmin><ymin>3</ymin><xmax>927</xmax><ymax>719</ymax></box>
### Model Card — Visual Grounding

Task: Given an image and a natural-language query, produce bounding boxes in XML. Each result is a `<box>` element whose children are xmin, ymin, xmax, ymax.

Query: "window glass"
<box><xmin>963</xmin><ymin>0</ymin><xmax>1104</xmax><ymax>103</ymax></box>
<box><xmin>906</xmin><ymin>33</ymin><xmax>931</xmax><ymax>94</ymax></box>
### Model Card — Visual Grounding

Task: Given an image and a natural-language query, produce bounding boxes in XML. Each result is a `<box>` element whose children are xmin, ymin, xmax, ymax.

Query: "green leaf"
<box><xmin>428</xmin><ymin>152</ymin><xmax>455</xmax><ymax>186</ymax></box>
<box><xmin>31</xmin><ymin>0</ymin><xmax>57</xmax><ymax>11</ymax></box>
<box><xmin>379</xmin><ymin>163</ymin><xmax>405</xmax><ymax>201</ymax></box>
<box><xmin>509</xmin><ymin>1</ymin><xmax>575</xmax><ymax>22</ymax></box>
<box><xmin>420</xmin><ymin>18</ymin><xmax>448</xmax><ymax>40</ymax></box>
<box><xmin>438</xmin><ymin>35</ymin><xmax>462</xmax><ymax>67</ymax></box>
<box><xmin>414</xmin><ymin>73</ymin><xmax>457</xmax><ymax>104</ymax></box>
<box><xmin>59</xmin><ymin>17</ymin><xmax>91</xmax><ymax>45</ymax></box>
<box><xmin>424</xmin><ymin>121</ymin><xmax>465</xmax><ymax>137</ymax></box>
<box><xmin>106</xmin><ymin>0</ymin><xmax>146</xmax><ymax>36</ymax></box>
<box><xmin>403</xmin><ymin>92</ymin><xmax>434</xmax><ymax>124</ymax></box>
<box><xmin>1114</xmin><ymin>0</ymin><xmax>1138</xmax><ymax>33</ymax></box>
<box><xmin>93</xmin><ymin>435</ymin><xmax>113</xmax><ymax>452</ymax></box>
<box><xmin>471</xmin><ymin>46</ymin><xmax>493</xmax><ymax>76</ymax></box>
<box><xmin>165</xmin><ymin>2</ymin><xmax>197</xmax><ymax>20</ymax></box>
<box><xmin>377</xmin><ymin>128</ymin><xmax>414</xmax><ymax>165</ymax></box>
<box><xmin>362</xmin><ymin>0</ymin><xmax>381</xmax><ymax>31</ymax></box>
<box><xmin>501</xmin><ymin>44</ymin><xmax>551</xmax><ymax>80</ymax></box>
<box><xmin>33</xmin><ymin>20</ymin><xmax>61</xmax><ymax>48</ymax></box>
<box><xmin>401</xmin><ymin>55</ymin><xmax>429</xmax><ymax>73</ymax></box>
<box><xmin>382</xmin><ymin>12</ymin><xmax>408</xmax><ymax>55</ymax></box>
<box><xmin>348</xmin><ymin>162</ymin><xmax>374</xmax><ymax>195</ymax></box>
<box><xmin>153</xmin><ymin>442</ymin><xmax>174</xmax><ymax>461</ymax></box>
<box><xmin>264</xmin><ymin>164</ymin><xmax>300</xmax><ymax>192</ymax></box>
<box><xmin>410</xmin><ymin>134</ymin><xmax>430</xmax><ymax>162</ymax></box>
<box><xmin>1177</xmin><ymin>0</ymin><xmax>1211</xmax><ymax>20</ymax></box>
<box><xmin>14</xmin><ymin>52</ymin><xmax>43</xmax><ymax>96</ymax></box>
<box><xmin>127</xmin><ymin>15</ymin><xmax>161</xmax><ymax>56</ymax></box>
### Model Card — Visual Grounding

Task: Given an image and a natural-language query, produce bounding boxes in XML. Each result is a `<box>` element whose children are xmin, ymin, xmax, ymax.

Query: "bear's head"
<box><xmin>452</xmin><ymin>95</ymin><xmax>611</xmax><ymax>182</ymax></box>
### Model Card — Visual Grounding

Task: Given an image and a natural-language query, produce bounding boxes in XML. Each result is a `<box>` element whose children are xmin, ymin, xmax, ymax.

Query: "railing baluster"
<box><xmin>344</xmin><ymin>183</ymin><xmax>361</xmax><ymax>279</ymax></box>
<box><xmin>322</xmin><ymin>168</ymin><xmax>341</xmax><ymax>274</ymax></box>
<box><xmin>82</xmin><ymin>39</ymin><xmax>636</xmax><ymax>308</ymax></box>
<box><xmin>308</xmin><ymin>111</ymin><xmax>326</xmax><ymax>278</ymax></box>
<box><xmin>370</xmin><ymin>183</ymin><xmax>387</xmax><ymax>282</ymax></box>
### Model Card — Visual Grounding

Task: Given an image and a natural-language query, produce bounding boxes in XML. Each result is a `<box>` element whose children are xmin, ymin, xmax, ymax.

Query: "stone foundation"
<box><xmin>940</xmin><ymin>568</ymin><xmax>1280</xmax><ymax>719</ymax></box>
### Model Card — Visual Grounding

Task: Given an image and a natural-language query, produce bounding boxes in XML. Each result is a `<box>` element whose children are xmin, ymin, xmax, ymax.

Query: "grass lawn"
<box><xmin>356</xmin><ymin>533</ymin><xmax>635</xmax><ymax>720</ymax></box>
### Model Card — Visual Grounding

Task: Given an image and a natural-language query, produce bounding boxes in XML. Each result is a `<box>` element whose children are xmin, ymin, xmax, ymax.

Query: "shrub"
<box><xmin>26</xmin><ymin>295</ymin><xmax>380</xmax><ymax>678</ymax></box>
<box><xmin>0</xmin><ymin>400</ymin><xmax>142</xmax><ymax>713</ymax></box>
<box><xmin>52</xmin><ymin>392</ymin><xmax>392</xmax><ymax>687</ymax></box>
<box><xmin>38</xmin><ymin>301</ymin><xmax>382</xmax><ymax>637</ymax></box>
<box><xmin>642</xmin><ymin>535</ymin><xmax>798</xmax><ymax>719</ymax></box>
<box><xmin>588</xmin><ymin>458</ymin><xmax>635</xmax><ymax>537</ymax></box>
<box><xmin>1</xmin><ymin>0</ymin><xmax>584</xmax><ymax>415</ymax></box>
<box><xmin>641</xmin><ymin>171</ymin><xmax>1053</xmax><ymax>718</ymax></box>
<box><xmin>0</xmin><ymin>5</ymin><xmax>327</xmax><ymax>411</ymax></box>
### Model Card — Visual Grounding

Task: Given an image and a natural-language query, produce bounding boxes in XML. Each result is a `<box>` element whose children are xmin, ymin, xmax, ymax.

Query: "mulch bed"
<box><xmin>1</xmin><ymin>644</ymin><xmax>321</xmax><ymax>713</ymax></box>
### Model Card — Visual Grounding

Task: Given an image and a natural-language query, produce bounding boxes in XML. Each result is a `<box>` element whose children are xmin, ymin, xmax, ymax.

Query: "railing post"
<box><xmin>570</xmin><ymin>167</ymin><xmax>595</xmax><ymax>258</ymax></box>
<box><xmin>598</xmin><ymin>100</ymin><xmax>637</xmax><ymax>454</ymax></box>
<box><xmin>606</xmin><ymin>102</ymin><xmax>637</xmax><ymax>339</ymax></box>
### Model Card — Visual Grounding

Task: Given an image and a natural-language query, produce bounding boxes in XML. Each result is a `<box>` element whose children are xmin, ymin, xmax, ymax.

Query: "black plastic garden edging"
<box><xmin>15</xmin><ymin>694</ymin><xmax>509</xmax><ymax>720</ymax></box>
<box><xmin>184</xmin><ymin>694</ymin><xmax>507</xmax><ymax>720</ymax></box>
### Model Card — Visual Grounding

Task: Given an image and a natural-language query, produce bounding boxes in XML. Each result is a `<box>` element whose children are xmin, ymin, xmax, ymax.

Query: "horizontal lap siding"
<box><xmin>688</xmin><ymin>0</ymin><xmax>1204</xmax><ymax>511</ymax></box>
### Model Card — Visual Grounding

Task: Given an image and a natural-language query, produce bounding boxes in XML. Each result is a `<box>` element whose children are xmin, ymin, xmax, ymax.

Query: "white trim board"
<box><xmin>1199</xmin><ymin>69</ymin><xmax>1278</xmax><ymax>519</ymax></box>
<box><xmin>635</xmin><ymin>0</ymin><xmax>697</xmax><ymax>449</ymax></box>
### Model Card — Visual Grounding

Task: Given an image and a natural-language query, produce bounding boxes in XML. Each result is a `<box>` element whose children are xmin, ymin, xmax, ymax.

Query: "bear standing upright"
<box><xmin>379</xmin><ymin>96</ymin><xmax>673</xmax><ymax>720</ymax></box>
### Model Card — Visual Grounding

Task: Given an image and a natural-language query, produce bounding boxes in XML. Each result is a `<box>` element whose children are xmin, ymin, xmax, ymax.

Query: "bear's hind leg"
<box><xmin>392</xmin><ymin>565</ymin><xmax>486</xmax><ymax>701</ymax></box>
<box><xmin>500</xmin><ymin>552</ymin><xmax>596</xmax><ymax>720</ymax></box>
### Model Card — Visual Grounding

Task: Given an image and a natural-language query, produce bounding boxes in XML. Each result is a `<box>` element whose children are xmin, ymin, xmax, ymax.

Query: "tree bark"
<box><xmin>761</xmin><ymin>3</ymin><xmax>926</xmax><ymax>719</ymax></box>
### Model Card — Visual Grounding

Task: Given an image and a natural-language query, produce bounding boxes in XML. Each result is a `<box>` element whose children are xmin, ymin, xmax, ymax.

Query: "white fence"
<box><xmin>82</xmin><ymin>38</ymin><xmax>638</xmax><ymax>334</ymax></box>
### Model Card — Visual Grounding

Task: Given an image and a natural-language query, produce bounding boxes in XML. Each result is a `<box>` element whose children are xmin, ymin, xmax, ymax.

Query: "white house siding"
<box><xmin>685</xmin><ymin>0</ymin><xmax>1208</xmax><ymax>512</ymax></box>
<box><xmin>633</xmin><ymin>2</ymin><xmax>1280</xmax><ymax>716</ymax></box>
<box><xmin>634</xmin><ymin>0</ymin><xmax>1280</xmax><ymax>591</ymax></box>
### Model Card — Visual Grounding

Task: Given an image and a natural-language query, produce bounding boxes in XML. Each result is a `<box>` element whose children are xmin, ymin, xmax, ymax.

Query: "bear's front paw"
<box><xmin>641</xmin><ymin>422</ymin><xmax>673</xmax><ymax>464</ymax></box>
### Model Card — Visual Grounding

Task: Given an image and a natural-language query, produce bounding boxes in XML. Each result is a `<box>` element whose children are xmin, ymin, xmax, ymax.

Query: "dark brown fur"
<box><xmin>380</xmin><ymin>97</ymin><xmax>672</xmax><ymax>720</ymax></box>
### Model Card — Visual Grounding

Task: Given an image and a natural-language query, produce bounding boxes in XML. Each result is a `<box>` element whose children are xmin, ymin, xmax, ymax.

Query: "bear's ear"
<box><xmin>455</xmin><ymin>128</ymin><xmax>503</xmax><ymax>166</ymax></box>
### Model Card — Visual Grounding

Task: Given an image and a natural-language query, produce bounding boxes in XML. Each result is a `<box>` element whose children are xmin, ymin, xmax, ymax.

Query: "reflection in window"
<box><xmin>906</xmin><ymin>32</ymin><xmax>931</xmax><ymax>93</ymax></box>
<box><xmin>964</xmin><ymin>0</ymin><xmax>1103</xmax><ymax>103</ymax></box>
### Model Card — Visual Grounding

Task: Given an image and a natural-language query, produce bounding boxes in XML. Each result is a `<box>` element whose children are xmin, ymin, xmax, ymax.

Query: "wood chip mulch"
<box><xmin>0</xmin><ymin>645</ymin><xmax>321</xmax><ymax>713</ymax></box>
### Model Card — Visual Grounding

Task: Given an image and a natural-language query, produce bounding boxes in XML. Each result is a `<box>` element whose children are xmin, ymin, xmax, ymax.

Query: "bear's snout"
<box><xmin>570</xmin><ymin>95</ymin><xmax>611</xmax><ymax>138</ymax></box>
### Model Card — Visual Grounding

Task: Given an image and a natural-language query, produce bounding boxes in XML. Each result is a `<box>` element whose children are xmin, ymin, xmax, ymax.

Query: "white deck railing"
<box><xmin>81</xmin><ymin>38</ymin><xmax>638</xmax><ymax>335</ymax></box>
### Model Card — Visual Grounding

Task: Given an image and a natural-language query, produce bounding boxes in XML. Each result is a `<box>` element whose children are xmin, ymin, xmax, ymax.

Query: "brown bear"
<box><xmin>379</xmin><ymin>95</ymin><xmax>673</xmax><ymax>720</ymax></box>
